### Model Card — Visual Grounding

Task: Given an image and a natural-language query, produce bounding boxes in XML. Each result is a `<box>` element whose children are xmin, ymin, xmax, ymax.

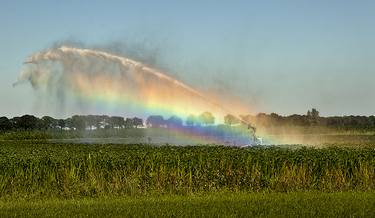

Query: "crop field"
<box><xmin>1</xmin><ymin>138</ymin><xmax>375</xmax><ymax>216</ymax></box>
<box><xmin>1</xmin><ymin>140</ymin><xmax>375</xmax><ymax>197</ymax></box>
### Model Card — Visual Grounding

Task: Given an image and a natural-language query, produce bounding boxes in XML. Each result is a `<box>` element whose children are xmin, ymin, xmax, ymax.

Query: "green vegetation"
<box><xmin>2</xmin><ymin>108</ymin><xmax>375</xmax><ymax>134</ymax></box>
<box><xmin>243</xmin><ymin>108</ymin><xmax>375</xmax><ymax>132</ymax></box>
<box><xmin>1</xmin><ymin>192</ymin><xmax>375</xmax><ymax>217</ymax></box>
<box><xmin>2</xmin><ymin>141</ymin><xmax>375</xmax><ymax>198</ymax></box>
<box><xmin>1</xmin><ymin>117</ymin><xmax>375</xmax><ymax>217</ymax></box>
<box><xmin>1</xmin><ymin>139</ymin><xmax>375</xmax><ymax>217</ymax></box>
<box><xmin>2</xmin><ymin>108</ymin><xmax>375</xmax><ymax>146</ymax></box>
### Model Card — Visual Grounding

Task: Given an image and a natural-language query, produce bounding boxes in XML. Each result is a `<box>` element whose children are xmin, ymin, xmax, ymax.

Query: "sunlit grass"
<box><xmin>1</xmin><ymin>192</ymin><xmax>374</xmax><ymax>217</ymax></box>
<box><xmin>1</xmin><ymin>141</ymin><xmax>375</xmax><ymax>198</ymax></box>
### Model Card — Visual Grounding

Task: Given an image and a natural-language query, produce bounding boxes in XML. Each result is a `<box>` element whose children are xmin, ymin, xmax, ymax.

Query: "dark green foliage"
<box><xmin>1</xmin><ymin>110</ymin><xmax>375</xmax><ymax>133</ymax></box>
<box><xmin>0</xmin><ymin>115</ymin><xmax>145</xmax><ymax>132</ymax></box>
<box><xmin>243</xmin><ymin>109</ymin><xmax>375</xmax><ymax>131</ymax></box>
<box><xmin>71</xmin><ymin>115</ymin><xmax>86</xmax><ymax>130</ymax></box>
<box><xmin>0</xmin><ymin>117</ymin><xmax>12</xmax><ymax>131</ymax></box>
<box><xmin>13</xmin><ymin>115</ymin><xmax>40</xmax><ymax>130</ymax></box>
<box><xmin>41</xmin><ymin>116</ymin><xmax>57</xmax><ymax>130</ymax></box>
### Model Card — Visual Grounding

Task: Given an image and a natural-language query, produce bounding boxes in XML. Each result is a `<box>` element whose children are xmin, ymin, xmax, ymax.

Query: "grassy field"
<box><xmin>1</xmin><ymin>192</ymin><xmax>375</xmax><ymax>217</ymax></box>
<box><xmin>2</xmin><ymin>141</ymin><xmax>375</xmax><ymax>197</ymax></box>
<box><xmin>1</xmin><ymin>138</ymin><xmax>375</xmax><ymax>217</ymax></box>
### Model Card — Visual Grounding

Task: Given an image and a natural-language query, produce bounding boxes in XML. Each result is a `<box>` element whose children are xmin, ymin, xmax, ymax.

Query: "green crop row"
<box><xmin>1</xmin><ymin>141</ymin><xmax>375</xmax><ymax>198</ymax></box>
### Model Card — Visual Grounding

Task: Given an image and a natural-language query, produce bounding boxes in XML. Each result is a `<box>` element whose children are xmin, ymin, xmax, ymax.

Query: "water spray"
<box><xmin>17</xmin><ymin>46</ymin><xmax>259</xmax><ymax>145</ymax></box>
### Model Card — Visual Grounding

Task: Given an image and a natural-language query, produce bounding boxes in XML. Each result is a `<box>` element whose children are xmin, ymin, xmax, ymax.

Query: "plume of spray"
<box><xmin>15</xmin><ymin>46</ymin><xmax>258</xmax><ymax>143</ymax></box>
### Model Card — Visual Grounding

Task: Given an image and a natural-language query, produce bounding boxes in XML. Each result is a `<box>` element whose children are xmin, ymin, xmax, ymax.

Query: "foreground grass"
<box><xmin>1</xmin><ymin>192</ymin><xmax>374</xmax><ymax>217</ymax></box>
<box><xmin>1</xmin><ymin>141</ymin><xmax>375</xmax><ymax>217</ymax></box>
<box><xmin>2</xmin><ymin>141</ymin><xmax>375</xmax><ymax>197</ymax></box>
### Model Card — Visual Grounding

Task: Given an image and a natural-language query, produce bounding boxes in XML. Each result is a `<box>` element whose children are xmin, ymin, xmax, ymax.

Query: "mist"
<box><xmin>14</xmin><ymin>45</ymin><xmax>254</xmax><ymax>124</ymax></box>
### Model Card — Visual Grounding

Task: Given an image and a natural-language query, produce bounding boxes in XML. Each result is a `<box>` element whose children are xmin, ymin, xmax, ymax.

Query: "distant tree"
<box><xmin>109</xmin><ymin>116</ymin><xmax>125</xmax><ymax>129</ymax></box>
<box><xmin>199</xmin><ymin>112</ymin><xmax>215</xmax><ymax>126</ymax></box>
<box><xmin>307</xmin><ymin>109</ymin><xmax>319</xmax><ymax>118</ymax></box>
<box><xmin>107</xmin><ymin>116</ymin><xmax>115</xmax><ymax>129</ymax></box>
<box><xmin>0</xmin><ymin>117</ymin><xmax>12</xmax><ymax>131</ymax></box>
<box><xmin>253</xmin><ymin>113</ymin><xmax>271</xmax><ymax>127</ymax></box>
<box><xmin>132</xmin><ymin>117</ymin><xmax>143</xmax><ymax>128</ymax></box>
<box><xmin>269</xmin><ymin>113</ymin><xmax>283</xmax><ymax>126</ymax></box>
<box><xmin>311</xmin><ymin>108</ymin><xmax>319</xmax><ymax>118</ymax></box>
<box><xmin>15</xmin><ymin>115</ymin><xmax>40</xmax><ymax>130</ymax></box>
<box><xmin>85</xmin><ymin>115</ymin><xmax>98</xmax><ymax>130</ymax></box>
<box><xmin>307</xmin><ymin>110</ymin><xmax>312</xmax><ymax>117</ymax></box>
<box><xmin>41</xmin><ymin>116</ymin><xmax>57</xmax><ymax>129</ymax></box>
<box><xmin>307</xmin><ymin>108</ymin><xmax>320</xmax><ymax>125</ymax></box>
<box><xmin>370</xmin><ymin>116</ymin><xmax>375</xmax><ymax>128</ymax></box>
<box><xmin>57</xmin><ymin>119</ymin><xmax>65</xmax><ymax>129</ymax></box>
<box><xmin>10</xmin><ymin>117</ymin><xmax>20</xmax><ymax>129</ymax></box>
<box><xmin>64</xmin><ymin>118</ymin><xmax>73</xmax><ymax>129</ymax></box>
<box><xmin>98</xmin><ymin>115</ymin><xmax>110</xmax><ymax>129</ymax></box>
<box><xmin>124</xmin><ymin>118</ymin><xmax>134</xmax><ymax>128</ymax></box>
<box><xmin>166</xmin><ymin>116</ymin><xmax>183</xmax><ymax>128</ymax></box>
<box><xmin>186</xmin><ymin>114</ymin><xmax>196</xmax><ymax>126</ymax></box>
<box><xmin>224</xmin><ymin>114</ymin><xmax>240</xmax><ymax>126</ymax></box>
<box><xmin>146</xmin><ymin>115</ymin><xmax>165</xmax><ymax>128</ymax></box>
<box><xmin>287</xmin><ymin>114</ymin><xmax>309</xmax><ymax>126</ymax></box>
<box><xmin>71</xmin><ymin>115</ymin><xmax>86</xmax><ymax>130</ymax></box>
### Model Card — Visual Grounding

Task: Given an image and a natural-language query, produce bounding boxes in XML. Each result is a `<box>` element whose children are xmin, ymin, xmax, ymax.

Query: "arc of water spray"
<box><xmin>23</xmin><ymin>46</ymin><xmax>257</xmax><ymax>135</ymax></box>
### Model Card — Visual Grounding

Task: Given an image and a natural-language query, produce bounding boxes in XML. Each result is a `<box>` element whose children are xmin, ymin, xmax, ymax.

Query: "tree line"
<box><xmin>0</xmin><ymin>111</ymin><xmax>218</xmax><ymax>132</ymax></box>
<box><xmin>1</xmin><ymin>108</ymin><xmax>375</xmax><ymax>132</ymax></box>
<box><xmin>0</xmin><ymin>115</ymin><xmax>143</xmax><ymax>131</ymax></box>
<box><xmin>241</xmin><ymin>108</ymin><xmax>375</xmax><ymax>131</ymax></box>
<box><xmin>147</xmin><ymin>112</ymin><xmax>215</xmax><ymax>128</ymax></box>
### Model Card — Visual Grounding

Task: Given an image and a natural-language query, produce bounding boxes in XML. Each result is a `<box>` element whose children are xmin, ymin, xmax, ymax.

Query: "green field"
<box><xmin>1</xmin><ymin>138</ymin><xmax>375</xmax><ymax>217</ymax></box>
<box><xmin>2</xmin><ymin>141</ymin><xmax>375</xmax><ymax>197</ymax></box>
<box><xmin>1</xmin><ymin>192</ymin><xmax>375</xmax><ymax>217</ymax></box>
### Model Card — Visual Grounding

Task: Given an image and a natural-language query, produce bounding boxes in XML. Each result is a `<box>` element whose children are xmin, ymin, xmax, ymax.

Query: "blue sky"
<box><xmin>1</xmin><ymin>0</ymin><xmax>375</xmax><ymax>117</ymax></box>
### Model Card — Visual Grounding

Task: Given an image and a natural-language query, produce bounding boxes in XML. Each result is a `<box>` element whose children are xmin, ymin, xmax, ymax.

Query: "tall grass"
<box><xmin>1</xmin><ymin>141</ymin><xmax>375</xmax><ymax>198</ymax></box>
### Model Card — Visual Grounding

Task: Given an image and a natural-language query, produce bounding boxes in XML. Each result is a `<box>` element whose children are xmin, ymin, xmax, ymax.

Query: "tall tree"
<box><xmin>109</xmin><ymin>116</ymin><xmax>125</xmax><ymax>129</ymax></box>
<box><xmin>16</xmin><ymin>115</ymin><xmax>40</xmax><ymax>130</ymax></box>
<box><xmin>224</xmin><ymin>114</ymin><xmax>240</xmax><ymax>126</ymax></box>
<box><xmin>199</xmin><ymin>112</ymin><xmax>215</xmax><ymax>126</ymax></box>
<box><xmin>57</xmin><ymin>119</ymin><xmax>65</xmax><ymax>129</ymax></box>
<box><xmin>166</xmin><ymin>116</ymin><xmax>183</xmax><ymax>128</ymax></box>
<box><xmin>41</xmin><ymin>116</ymin><xmax>57</xmax><ymax>129</ymax></box>
<box><xmin>124</xmin><ymin>118</ymin><xmax>134</xmax><ymax>128</ymax></box>
<box><xmin>132</xmin><ymin>117</ymin><xmax>143</xmax><ymax>128</ymax></box>
<box><xmin>71</xmin><ymin>115</ymin><xmax>86</xmax><ymax>130</ymax></box>
<box><xmin>307</xmin><ymin>108</ymin><xmax>320</xmax><ymax>125</ymax></box>
<box><xmin>186</xmin><ymin>114</ymin><xmax>196</xmax><ymax>126</ymax></box>
<box><xmin>311</xmin><ymin>108</ymin><xmax>319</xmax><ymax>119</ymax></box>
<box><xmin>86</xmin><ymin>115</ymin><xmax>98</xmax><ymax>130</ymax></box>
<box><xmin>0</xmin><ymin>117</ymin><xmax>12</xmax><ymax>131</ymax></box>
<box><xmin>146</xmin><ymin>115</ymin><xmax>165</xmax><ymax>128</ymax></box>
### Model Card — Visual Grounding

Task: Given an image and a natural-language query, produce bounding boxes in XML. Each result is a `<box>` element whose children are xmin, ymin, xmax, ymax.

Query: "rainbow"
<box><xmin>16</xmin><ymin>46</ymin><xmax>263</xmax><ymax>145</ymax></box>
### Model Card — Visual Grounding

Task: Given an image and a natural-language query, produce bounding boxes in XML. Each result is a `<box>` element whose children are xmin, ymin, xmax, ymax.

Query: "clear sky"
<box><xmin>1</xmin><ymin>0</ymin><xmax>375</xmax><ymax>117</ymax></box>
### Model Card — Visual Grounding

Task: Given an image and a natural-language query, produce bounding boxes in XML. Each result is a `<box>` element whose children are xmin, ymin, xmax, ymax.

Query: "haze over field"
<box><xmin>1</xmin><ymin>1</ymin><xmax>375</xmax><ymax>118</ymax></box>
